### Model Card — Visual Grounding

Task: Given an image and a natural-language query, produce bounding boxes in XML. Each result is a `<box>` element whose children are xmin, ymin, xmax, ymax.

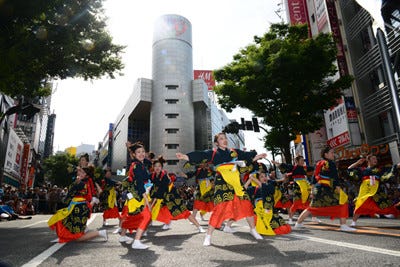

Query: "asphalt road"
<box><xmin>0</xmin><ymin>213</ymin><xmax>399</xmax><ymax>267</ymax></box>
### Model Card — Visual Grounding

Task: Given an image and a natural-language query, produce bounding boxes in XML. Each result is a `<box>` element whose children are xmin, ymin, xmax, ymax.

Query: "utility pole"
<box><xmin>376</xmin><ymin>28</ymin><xmax>400</xmax><ymax>138</ymax></box>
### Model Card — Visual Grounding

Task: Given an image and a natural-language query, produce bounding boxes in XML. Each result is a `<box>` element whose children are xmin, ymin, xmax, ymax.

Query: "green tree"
<box><xmin>42</xmin><ymin>153</ymin><xmax>78</xmax><ymax>187</ymax></box>
<box><xmin>0</xmin><ymin>0</ymin><xmax>125</xmax><ymax>98</ymax></box>
<box><xmin>213</xmin><ymin>23</ymin><xmax>352</xmax><ymax>162</ymax></box>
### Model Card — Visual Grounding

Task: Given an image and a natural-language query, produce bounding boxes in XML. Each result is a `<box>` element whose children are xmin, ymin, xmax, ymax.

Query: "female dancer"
<box><xmin>150</xmin><ymin>156</ymin><xmax>205</xmax><ymax>232</ymax></box>
<box><xmin>348</xmin><ymin>154</ymin><xmax>400</xmax><ymax>226</ymax></box>
<box><xmin>268</xmin><ymin>168</ymin><xmax>292</xmax><ymax>213</ymax></box>
<box><xmin>78</xmin><ymin>154</ymin><xmax>101</xmax><ymax>209</ymax></box>
<box><xmin>294</xmin><ymin>146</ymin><xmax>355</xmax><ymax>231</ymax></box>
<box><xmin>119</xmin><ymin>142</ymin><xmax>152</xmax><ymax>249</ymax></box>
<box><xmin>185</xmin><ymin>162</ymin><xmax>215</xmax><ymax>221</ymax></box>
<box><xmin>273</xmin><ymin>156</ymin><xmax>320</xmax><ymax>224</ymax></box>
<box><xmin>176</xmin><ymin>132</ymin><xmax>266</xmax><ymax>246</ymax></box>
<box><xmin>244</xmin><ymin>163</ymin><xmax>291</xmax><ymax>236</ymax></box>
<box><xmin>48</xmin><ymin>166</ymin><xmax>107</xmax><ymax>243</ymax></box>
<box><xmin>100</xmin><ymin>168</ymin><xmax>121</xmax><ymax>227</ymax></box>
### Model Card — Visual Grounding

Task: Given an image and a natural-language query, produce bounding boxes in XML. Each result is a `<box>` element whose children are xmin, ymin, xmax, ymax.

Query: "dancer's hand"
<box><xmin>176</xmin><ymin>153</ymin><xmax>189</xmax><ymax>161</ymax></box>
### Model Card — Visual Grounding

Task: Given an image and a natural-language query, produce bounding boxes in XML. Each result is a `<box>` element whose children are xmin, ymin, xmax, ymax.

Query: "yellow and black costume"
<box><xmin>187</xmin><ymin>147</ymin><xmax>256</xmax><ymax>228</ymax></box>
<box><xmin>348</xmin><ymin>164</ymin><xmax>399</xmax><ymax>217</ymax></box>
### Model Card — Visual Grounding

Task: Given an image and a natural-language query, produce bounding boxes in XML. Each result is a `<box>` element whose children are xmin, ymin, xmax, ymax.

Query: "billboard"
<box><xmin>324</xmin><ymin>97</ymin><xmax>351</xmax><ymax>148</ymax></box>
<box><xmin>4</xmin><ymin>128</ymin><xmax>24</xmax><ymax>179</ymax></box>
<box><xmin>194</xmin><ymin>70</ymin><xmax>215</xmax><ymax>91</ymax></box>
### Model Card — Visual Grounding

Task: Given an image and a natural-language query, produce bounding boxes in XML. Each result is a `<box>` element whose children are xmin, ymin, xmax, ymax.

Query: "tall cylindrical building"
<box><xmin>150</xmin><ymin>14</ymin><xmax>195</xmax><ymax>166</ymax></box>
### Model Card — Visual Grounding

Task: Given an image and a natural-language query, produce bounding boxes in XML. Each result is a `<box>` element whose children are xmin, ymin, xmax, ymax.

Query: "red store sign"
<box><xmin>327</xmin><ymin>131</ymin><xmax>350</xmax><ymax>148</ymax></box>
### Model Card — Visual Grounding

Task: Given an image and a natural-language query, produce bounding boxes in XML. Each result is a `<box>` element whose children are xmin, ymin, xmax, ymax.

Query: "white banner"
<box><xmin>4</xmin><ymin>128</ymin><xmax>24</xmax><ymax>178</ymax></box>
<box><xmin>324</xmin><ymin>97</ymin><xmax>351</xmax><ymax>148</ymax></box>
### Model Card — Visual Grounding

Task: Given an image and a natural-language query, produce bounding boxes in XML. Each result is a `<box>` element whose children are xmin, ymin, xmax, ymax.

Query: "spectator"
<box><xmin>48</xmin><ymin>186</ymin><xmax>59</xmax><ymax>214</ymax></box>
<box><xmin>0</xmin><ymin>200</ymin><xmax>32</xmax><ymax>220</ymax></box>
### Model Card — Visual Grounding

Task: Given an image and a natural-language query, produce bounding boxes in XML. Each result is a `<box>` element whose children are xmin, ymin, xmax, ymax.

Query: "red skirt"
<box><xmin>354</xmin><ymin>197</ymin><xmax>400</xmax><ymax>217</ymax></box>
<box><xmin>274</xmin><ymin>224</ymin><xmax>292</xmax><ymax>235</ymax></box>
<box><xmin>193</xmin><ymin>200</ymin><xmax>214</xmax><ymax>212</ymax></box>
<box><xmin>155</xmin><ymin>206</ymin><xmax>173</xmax><ymax>224</ymax></box>
<box><xmin>121</xmin><ymin>206</ymin><xmax>151</xmax><ymax>231</ymax></box>
<box><xmin>50</xmin><ymin>222</ymin><xmax>84</xmax><ymax>243</ymax></box>
<box><xmin>290</xmin><ymin>200</ymin><xmax>310</xmax><ymax>213</ymax></box>
<box><xmin>308</xmin><ymin>203</ymin><xmax>349</xmax><ymax>219</ymax></box>
<box><xmin>275</xmin><ymin>200</ymin><xmax>292</xmax><ymax>209</ymax></box>
<box><xmin>103</xmin><ymin>206</ymin><xmax>120</xmax><ymax>220</ymax></box>
<box><xmin>171</xmin><ymin>210</ymin><xmax>191</xmax><ymax>221</ymax></box>
<box><xmin>209</xmin><ymin>195</ymin><xmax>254</xmax><ymax>228</ymax></box>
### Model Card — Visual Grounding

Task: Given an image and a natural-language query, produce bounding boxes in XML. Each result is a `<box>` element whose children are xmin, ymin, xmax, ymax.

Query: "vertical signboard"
<box><xmin>308</xmin><ymin>127</ymin><xmax>328</xmax><ymax>164</ymax></box>
<box><xmin>313</xmin><ymin>0</ymin><xmax>328</xmax><ymax>31</ymax></box>
<box><xmin>345</xmin><ymin>97</ymin><xmax>358</xmax><ymax>123</ymax></box>
<box><xmin>324</xmin><ymin>97</ymin><xmax>351</xmax><ymax>148</ymax></box>
<box><xmin>107</xmin><ymin>123</ymin><xmax>113</xmax><ymax>168</ymax></box>
<box><xmin>20</xmin><ymin>143</ymin><xmax>30</xmax><ymax>188</ymax></box>
<box><xmin>4</xmin><ymin>128</ymin><xmax>23</xmax><ymax>180</ymax></box>
<box><xmin>27</xmin><ymin>165</ymin><xmax>35</xmax><ymax>188</ymax></box>
<box><xmin>286</xmin><ymin>0</ymin><xmax>311</xmax><ymax>36</ymax></box>
<box><xmin>326</xmin><ymin>0</ymin><xmax>349</xmax><ymax>76</ymax></box>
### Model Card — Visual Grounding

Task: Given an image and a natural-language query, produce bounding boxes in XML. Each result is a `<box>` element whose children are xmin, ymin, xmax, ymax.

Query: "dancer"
<box><xmin>100</xmin><ymin>168</ymin><xmax>121</xmax><ymax>227</ymax></box>
<box><xmin>273</xmin><ymin>157</ymin><xmax>320</xmax><ymax>224</ymax></box>
<box><xmin>119</xmin><ymin>142</ymin><xmax>152</xmax><ymax>249</ymax></box>
<box><xmin>244</xmin><ymin>163</ymin><xmax>291</xmax><ymax>236</ymax></box>
<box><xmin>48</xmin><ymin>166</ymin><xmax>108</xmax><ymax>243</ymax></box>
<box><xmin>176</xmin><ymin>132</ymin><xmax>266</xmax><ymax>246</ymax></box>
<box><xmin>268</xmin><ymin>167</ymin><xmax>292</xmax><ymax>213</ymax></box>
<box><xmin>348</xmin><ymin>154</ymin><xmax>400</xmax><ymax>226</ymax></box>
<box><xmin>78</xmin><ymin>154</ymin><xmax>101</xmax><ymax>209</ymax></box>
<box><xmin>184</xmin><ymin>162</ymin><xmax>215</xmax><ymax>221</ymax></box>
<box><xmin>150</xmin><ymin>156</ymin><xmax>205</xmax><ymax>232</ymax></box>
<box><xmin>294</xmin><ymin>146</ymin><xmax>355</xmax><ymax>231</ymax></box>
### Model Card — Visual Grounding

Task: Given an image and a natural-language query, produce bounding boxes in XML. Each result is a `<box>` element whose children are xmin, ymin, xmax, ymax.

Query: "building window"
<box><xmin>166</xmin><ymin>85</ymin><xmax>178</xmax><ymax>90</ymax></box>
<box><xmin>165</xmin><ymin>113</ymin><xmax>179</xmax><ymax>119</ymax></box>
<box><xmin>165</xmin><ymin>128</ymin><xmax>179</xmax><ymax>134</ymax></box>
<box><xmin>165</xmin><ymin>144</ymin><xmax>179</xmax><ymax>149</ymax></box>
<box><xmin>165</xmin><ymin>99</ymin><xmax>179</xmax><ymax>104</ymax></box>
<box><xmin>166</xmin><ymin>160</ymin><xmax>179</xmax><ymax>165</ymax></box>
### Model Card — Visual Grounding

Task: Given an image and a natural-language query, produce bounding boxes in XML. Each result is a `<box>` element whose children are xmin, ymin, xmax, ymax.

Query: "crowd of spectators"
<box><xmin>0</xmin><ymin>184</ymin><xmax>68</xmax><ymax>219</ymax></box>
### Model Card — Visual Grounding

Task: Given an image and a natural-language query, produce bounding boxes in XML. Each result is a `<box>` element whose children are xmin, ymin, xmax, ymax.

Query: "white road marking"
<box><xmin>21</xmin><ymin>220</ymin><xmax>48</xmax><ymax>228</ymax></box>
<box><xmin>290</xmin><ymin>233</ymin><xmax>400</xmax><ymax>257</ymax></box>
<box><xmin>21</xmin><ymin>213</ymin><xmax>98</xmax><ymax>267</ymax></box>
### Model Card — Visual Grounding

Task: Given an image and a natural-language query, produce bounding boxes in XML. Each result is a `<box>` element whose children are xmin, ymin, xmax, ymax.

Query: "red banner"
<box><xmin>27</xmin><ymin>166</ymin><xmax>35</xmax><ymax>188</ymax></box>
<box><xmin>20</xmin><ymin>143</ymin><xmax>30</xmax><ymax>185</ymax></box>
<box><xmin>287</xmin><ymin>0</ymin><xmax>309</xmax><ymax>25</ymax></box>
<box><xmin>327</xmin><ymin>131</ymin><xmax>350</xmax><ymax>148</ymax></box>
<box><xmin>326</xmin><ymin>0</ymin><xmax>349</xmax><ymax>76</ymax></box>
<box><xmin>194</xmin><ymin>70</ymin><xmax>215</xmax><ymax>91</ymax></box>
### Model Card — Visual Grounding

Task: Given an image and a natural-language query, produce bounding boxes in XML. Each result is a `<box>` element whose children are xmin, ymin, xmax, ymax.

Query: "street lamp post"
<box><xmin>376</xmin><ymin>28</ymin><xmax>400</xmax><ymax>138</ymax></box>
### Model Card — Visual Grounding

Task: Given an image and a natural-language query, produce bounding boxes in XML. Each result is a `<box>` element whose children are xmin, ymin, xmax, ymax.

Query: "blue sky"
<box><xmin>51</xmin><ymin>0</ymin><xmax>283</xmax><ymax>155</ymax></box>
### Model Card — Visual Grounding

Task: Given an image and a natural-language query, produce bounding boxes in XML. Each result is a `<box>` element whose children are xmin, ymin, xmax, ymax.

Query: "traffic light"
<box><xmin>223</xmin><ymin>121</ymin><xmax>240</xmax><ymax>134</ymax></box>
<box><xmin>240</xmin><ymin>118</ymin><xmax>246</xmax><ymax>130</ymax></box>
<box><xmin>252</xmin><ymin>117</ymin><xmax>260</xmax><ymax>132</ymax></box>
<box><xmin>20</xmin><ymin>104</ymin><xmax>41</xmax><ymax>119</ymax></box>
<box><xmin>245</xmin><ymin>120</ymin><xmax>253</xmax><ymax>131</ymax></box>
<box><xmin>1</xmin><ymin>103</ymin><xmax>41</xmax><ymax>124</ymax></box>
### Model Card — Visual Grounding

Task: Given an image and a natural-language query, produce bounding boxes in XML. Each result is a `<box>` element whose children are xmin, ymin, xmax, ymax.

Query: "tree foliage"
<box><xmin>0</xmin><ymin>0</ymin><xmax>125</xmax><ymax>98</ymax></box>
<box><xmin>213</xmin><ymin>23</ymin><xmax>352</xmax><ymax>162</ymax></box>
<box><xmin>42</xmin><ymin>153</ymin><xmax>78</xmax><ymax>187</ymax></box>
